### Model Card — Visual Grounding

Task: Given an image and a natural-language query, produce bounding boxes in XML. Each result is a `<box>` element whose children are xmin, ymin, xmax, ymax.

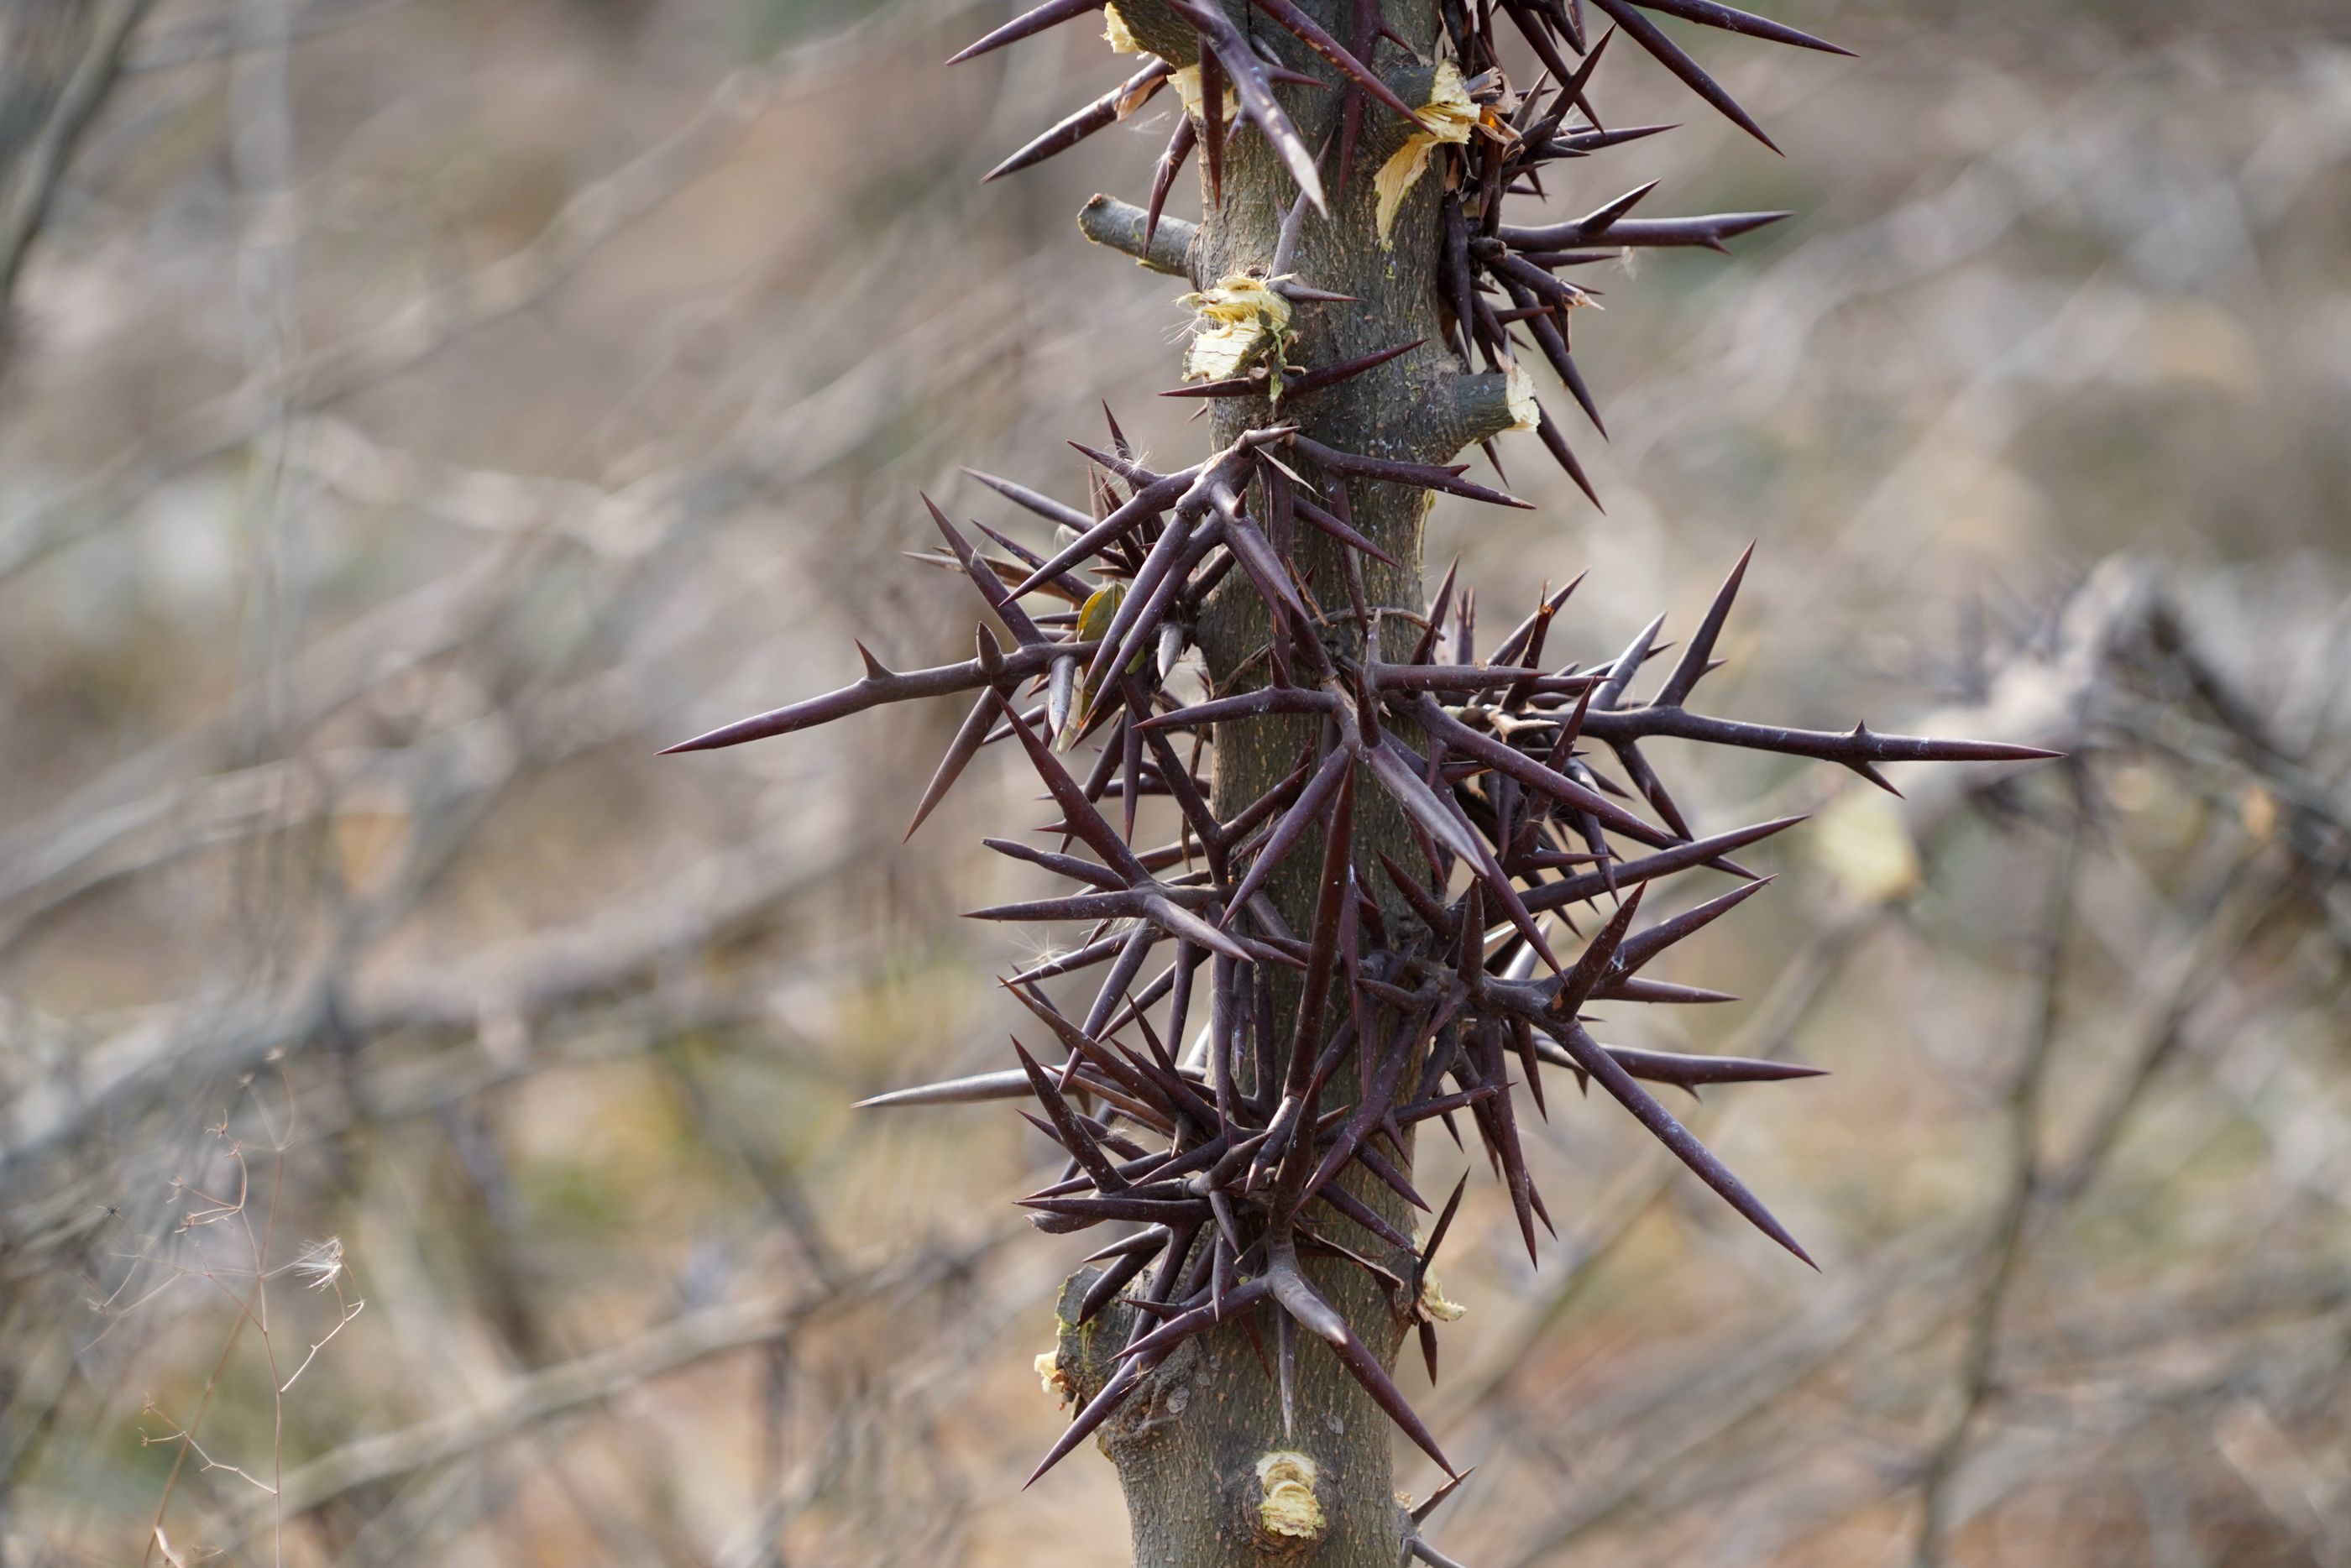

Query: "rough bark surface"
<box><xmin>1055</xmin><ymin>3</ymin><xmax>1499</xmax><ymax>1563</ymax></box>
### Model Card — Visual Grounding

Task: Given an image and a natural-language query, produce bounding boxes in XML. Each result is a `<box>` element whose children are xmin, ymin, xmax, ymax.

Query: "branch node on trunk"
<box><xmin>1439</xmin><ymin>361</ymin><xmax>1538</xmax><ymax>455</ymax></box>
<box><xmin>1254</xmin><ymin>1450</ymin><xmax>1331</xmax><ymax>1551</ymax></box>
<box><xmin>1079</xmin><ymin>193</ymin><xmax>1198</xmax><ymax>279</ymax></box>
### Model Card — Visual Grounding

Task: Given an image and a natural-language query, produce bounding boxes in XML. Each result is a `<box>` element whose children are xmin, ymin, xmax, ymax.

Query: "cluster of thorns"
<box><xmin>668</xmin><ymin>0</ymin><xmax>2052</xmax><ymax>1488</ymax></box>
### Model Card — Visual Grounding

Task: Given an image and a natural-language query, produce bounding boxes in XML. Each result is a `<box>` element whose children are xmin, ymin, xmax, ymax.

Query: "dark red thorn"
<box><xmin>1354</xmin><ymin>1138</ymin><xmax>1428</xmax><ymax>1212</ymax></box>
<box><xmin>1558</xmin><ymin>1019</ymin><xmax>1814</xmax><ymax>1266</ymax></box>
<box><xmin>1284</xmin><ymin>337</ymin><xmax>1425</xmax><ymax>400</ymax></box>
<box><xmin>1411</xmin><ymin>1466</ymin><xmax>1474</xmax><ymax>1525</ymax></box>
<box><xmin>1593</xmin><ymin>612</ymin><xmax>1667</xmax><ymax>712</ymax></box>
<box><xmin>1003</xmin><ymin>985</ymin><xmax>1160</xmax><ymax>1105</ymax></box>
<box><xmin>903</xmin><ymin>687</ymin><xmax>1001</xmax><ymax>843</ymax></box>
<box><xmin>1334</xmin><ymin>0</ymin><xmax>1376</xmax><ymax>188</ymax></box>
<box><xmin>1267</xmin><ymin>1240</ymin><xmax>1456</xmax><ymax>1475</ymax></box>
<box><xmin>1553</xmin><ymin>1042</ymin><xmax>1827</xmax><ymax>1087</ymax></box>
<box><xmin>961</xmin><ymin>467</ymin><xmax>1092</xmax><ymax>534</ymax></box>
<box><xmin>1166</xmin><ymin>0</ymin><xmax>1327</xmax><ymax>211</ymax></box>
<box><xmin>1315</xmin><ymin>1181</ymin><xmax>1416</xmax><ymax>1253</ymax></box>
<box><xmin>1076</xmin><ymin>1245</ymin><xmax>1160</xmax><ymax>1324</ymax></box>
<box><xmin>1440</xmin><ymin>193</ymin><xmax>1479</xmax><ymax>366</ymax></box>
<box><xmin>1117</xmin><ymin>1276</ymin><xmax>1274</xmax><ymax>1362</ymax></box>
<box><xmin>1514</xmin><ymin>1015</ymin><xmax>1549</xmax><ymax>1120</ymax></box>
<box><xmin>1547</xmin><ymin>122</ymin><xmax>1678</xmax><ymax>155</ymax></box>
<box><xmin>1585</xmin><ymin>0</ymin><xmax>1780</xmax><ymax>150</ymax></box>
<box><xmin>1023</xmin><ymin>1193</ymin><xmax>1212</xmax><ymax>1225</ymax></box>
<box><xmin>1379</xmin><ymin>850</ymin><xmax>1453</xmax><ymax>938</ymax></box>
<box><xmin>1604</xmin><ymin>976</ymin><xmax>1740</xmax><ymax>1005</ymax></box>
<box><xmin>1505</xmin><ymin>209</ymin><xmax>1793</xmax><ymax>252</ymax></box>
<box><xmin>1012</xmin><ymin>1034</ymin><xmax>1133</xmax><ymax>1193</ymax></box>
<box><xmin>947</xmin><ymin>0</ymin><xmax>1102</xmax><ymax>65</ymax></box>
<box><xmin>1575</xmin><ymin>703</ymin><xmax>2065</xmax><ymax>770</ymax></box>
<box><xmin>1531</xmin><ymin>398</ymin><xmax>1603</xmax><ymax>510</ymax></box>
<box><xmin>1137</xmin><ymin>686</ymin><xmax>1336</xmax><ymax>732</ymax></box>
<box><xmin>1492</xmin><ymin>572</ymin><xmax>1584</xmax><ymax>667</ymax></box>
<box><xmin>1293</xmin><ymin>435</ymin><xmax>1533</xmax><ymax>508</ymax></box>
<box><xmin>1198</xmin><ymin>42</ymin><xmax>1226</xmax><ymax>203</ymax></box>
<box><xmin>1276</xmin><ymin>1307</ymin><xmax>1298</xmax><ymax>1436</ymax></box>
<box><xmin>1289</xmin><ymin>489</ymin><xmax>1400</xmax><ymax>568</ymax></box>
<box><xmin>983</xmin><ymin>835</ymin><xmax>1127</xmax><ymax>891</ymax></box>
<box><xmin>984</xmin><ymin>61</ymin><xmax>1173</xmax><ymax>184</ymax></box>
<box><xmin>1547</xmin><ymin>884</ymin><xmax>1646</xmax><ymax>1019</ymax></box>
<box><xmin>853</xmin><ymin>1067</ymin><xmax>1032</xmax><ymax>1109</ymax></box>
<box><xmin>921</xmin><ymin>494</ymin><xmax>1049</xmax><ymax>646</ymax></box>
<box><xmin>1285</xmin><ymin>768</ymin><xmax>1359</xmax><ymax>1082</ymax></box>
<box><xmin>1024</xmin><ymin>1356</ymin><xmax>1147</xmax><ymax>1487</ymax></box>
<box><xmin>1247</xmin><ymin>0</ymin><xmax>1424</xmax><ymax>123</ymax></box>
<box><xmin>1369</xmin><ymin>738</ymin><xmax>1561</xmax><ymax>972</ymax></box>
<box><xmin>1409</xmin><ymin>693</ymin><xmax>1656</xmax><ymax>842</ymax></box>
<box><xmin>1614</xmin><ymin>875</ymin><xmax>1773</xmax><ymax>976</ymax></box>
<box><xmin>1568</xmin><ymin>179</ymin><xmax>1660</xmax><ymax>243</ymax></box>
<box><xmin>1144</xmin><ymin>114</ymin><xmax>1196</xmax><ymax>253</ymax></box>
<box><xmin>1522</xmin><ymin>814</ymin><xmax>1805</xmax><ymax>915</ymax></box>
<box><xmin>1411</xmin><ymin>557</ymin><xmax>1463</xmax><ymax>666</ymax></box>
<box><xmin>1081</xmin><ymin>1226</ymin><xmax>1172</xmax><ymax>1264</ymax></box>
<box><xmin>1499</xmin><ymin>2</ymin><xmax>1581</xmax><ymax>117</ymax></box>
<box><xmin>1237</xmin><ymin>1310</ymin><xmax>1275</xmax><ymax>1385</ymax></box>
<box><xmin>662</xmin><ymin>642</ymin><xmax>1060</xmax><ymax>755</ymax></box>
<box><xmin>1223</xmin><ymin>746</ymin><xmax>1352</xmax><ymax>927</ymax></box>
<box><xmin>992</xmin><ymin>693</ymin><xmax>1150</xmax><ymax>880</ymax></box>
<box><xmin>1418</xmin><ymin>1173</ymin><xmax>1470</xmax><ymax>1288</ymax></box>
<box><xmin>1629</xmin><ymin>0</ymin><xmax>1854</xmax><ymax>56</ymax></box>
<box><xmin>1651</xmin><ymin>541</ymin><xmax>1752</xmax><ymax>708</ymax></box>
<box><xmin>1557</xmin><ymin>18</ymin><xmax>1615</xmax><ymax>112</ymax></box>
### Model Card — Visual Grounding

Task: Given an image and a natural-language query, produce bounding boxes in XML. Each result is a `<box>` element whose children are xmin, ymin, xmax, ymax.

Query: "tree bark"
<box><xmin>1056</xmin><ymin>4</ymin><xmax>1514</xmax><ymax>1562</ymax></box>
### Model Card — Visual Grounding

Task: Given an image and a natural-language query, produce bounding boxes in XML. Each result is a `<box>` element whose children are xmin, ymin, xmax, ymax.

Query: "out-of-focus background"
<box><xmin>0</xmin><ymin>0</ymin><xmax>2345</xmax><ymax>1562</ymax></box>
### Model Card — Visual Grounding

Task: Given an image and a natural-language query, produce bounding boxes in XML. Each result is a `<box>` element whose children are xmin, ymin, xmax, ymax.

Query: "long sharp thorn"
<box><xmin>1629</xmin><ymin>0</ymin><xmax>1854</xmax><ymax>55</ymax></box>
<box><xmin>1652</xmin><ymin>541</ymin><xmax>1751</xmax><ymax>708</ymax></box>
<box><xmin>1145</xmin><ymin>114</ymin><xmax>1196</xmax><ymax>251</ymax></box>
<box><xmin>1532</xmin><ymin>399</ymin><xmax>1603</xmax><ymax>509</ymax></box>
<box><xmin>992</xmin><ymin>693</ymin><xmax>1149</xmax><ymax>879</ymax></box>
<box><xmin>1166</xmin><ymin>0</ymin><xmax>1327</xmax><ymax>211</ymax></box>
<box><xmin>961</xmin><ymin>468</ymin><xmax>1094</xmax><ymax>534</ymax></box>
<box><xmin>1281</xmin><ymin>338</ymin><xmax>1425</xmax><ymax>400</ymax></box>
<box><xmin>1247</xmin><ymin>0</ymin><xmax>1423</xmax><ymax>123</ymax></box>
<box><xmin>904</xmin><ymin>687</ymin><xmax>1003</xmax><ymax>841</ymax></box>
<box><xmin>1555</xmin><ymin>1020</ymin><xmax>1815</xmax><ymax>1266</ymax></box>
<box><xmin>1419</xmin><ymin>1170</ymin><xmax>1469</xmax><ymax>1273</ymax></box>
<box><xmin>1198</xmin><ymin>44</ymin><xmax>1227</xmax><ymax>203</ymax></box>
<box><xmin>1614</xmin><ymin>875</ymin><xmax>1773</xmax><ymax>975</ymax></box>
<box><xmin>1267</xmin><ymin>1245</ymin><xmax>1455</xmax><ymax>1475</ymax></box>
<box><xmin>1549</xmin><ymin>884</ymin><xmax>1645</xmax><ymax>1018</ymax></box>
<box><xmin>1524</xmin><ymin>814</ymin><xmax>1805</xmax><ymax>914</ymax></box>
<box><xmin>948</xmin><ymin>0</ymin><xmax>1102</xmax><ymax>65</ymax></box>
<box><xmin>1024</xmin><ymin>1357</ymin><xmax>1146</xmax><ymax>1487</ymax></box>
<box><xmin>1411</xmin><ymin>557</ymin><xmax>1462</xmax><ymax>666</ymax></box>
<box><xmin>1411</xmin><ymin>1467</ymin><xmax>1474</xmax><ymax>1525</ymax></box>
<box><xmin>984</xmin><ymin>62</ymin><xmax>1172</xmax><ymax>183</ymax></box>
<box><xmin>1587</xmin><ymin>0</ymin><xmax>1783</xmax><ymax>150</ymax></box>
<box><xmin>1276</xmin><ymin>1309</ymin><xmax>1297</xmax><ymax>1437</ymax></box>
<box><xmin>854</xmin><ymin>1068</ymin><xmax>1031</xmax><ymax>1109</ymax></box>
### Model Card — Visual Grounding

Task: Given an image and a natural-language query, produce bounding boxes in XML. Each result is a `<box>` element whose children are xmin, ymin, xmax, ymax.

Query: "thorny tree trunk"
<box><xmin>1055</xmin><ymin>3</ymin><xmax>1522</xmax><ymax>1562</ymax></box>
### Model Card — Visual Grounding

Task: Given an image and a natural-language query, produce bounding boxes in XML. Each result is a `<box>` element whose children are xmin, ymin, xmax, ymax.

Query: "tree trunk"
<box><xmin>1057</xmin><ymin>4</ymin><xmax>1521</xmax><ymax>1561</ymax></box>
